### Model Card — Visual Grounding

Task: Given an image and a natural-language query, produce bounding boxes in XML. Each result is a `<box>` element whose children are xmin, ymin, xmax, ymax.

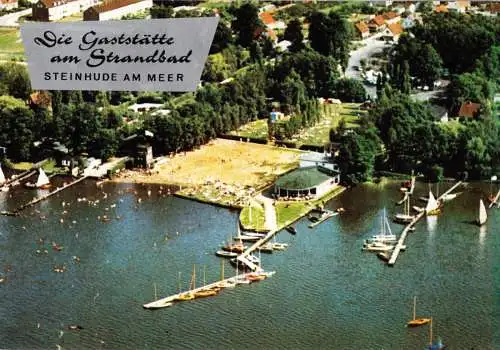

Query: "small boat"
<box><xmin>221</xmin><ymin>243</ymin><xmax>246</xmax><ymax>254</ymax></box>
<box><xmin>246</xmin><ymin>273</ymin><xmax>266</xmax><ymax>282</ymax></box>
<box><xmin>25</xmin><ymin>169</ymin><xmax>51</xmax><ymax>189</ymax></box>
<box><xmin>258</xmin><ymin>243</ymin><xmax>274</xmax><ymax>254</ymax></box>
<box><xmin>394</xmin><ymin>196</ymin><xmax>415</xmax><ymax>224</ymax></box>
<box><xmin>377</xmin><ymin>251</ymin><xmax>391</xmax><ymax>262</ymax></box>
<box><xmin>243</xmin><ymin>232</ymin><xmax>266</xmax><ymax>238</ymax></box>
<box><xmin>194</xmin><ymin>289</ymin><xmax>218</xmax><ymax>298</ymax></box>
<box><xmin>407</xmin><ymin>296</ymin><xmax>431</xmax><ymax>327</ymax></box>
<box><xmin>67</xmin><ymin>325</ymin><xmax>84</xmax><ymax>331</ymax></box>
<box><xmin>233</xmin><ymin>235</ymin><xmax>260</xmax><ymax>242</ymax></box>
<box><xmin>412</xmin><ymin>206</ymin><xmax>424</xmax><ymax>213</ymax></box>
<box><xmin>175</xmin><ymin>292</ymin><xmax>195</xmax><ymax>301</ymax></box>
<box><xmin>272</xmin><ymin>242</ymin><xmax>288</xmax><ymax>251</ymax></box>
<box><xmin>308</xmin><ymin>210</ymin><xmax>337</xmax><ymax>228</ymax></box>
<box><xmin>215</xmin><ymin>250</ymin><xmax>238</xmax><ymax>258</ymax></box>
<box><xmin>0</xmin><ymin>164</ymin><xmax>5</xmax><ymax>185</ymax></box>
<box><xmin>217</xmin><ymin>279</ymin><xmax>236</xmax><ymax>288</ymax></box>
<box><xmin>441</xmin><ymin>192</ymin><xmax>460</xmax><ymax>202</ymax></box>
<box><xmin>234</xmin><ymin>275</ymin><xmax>251</xmax><ymax>284</ymax></box>
<box><xmin>254</xmin><ymin>270</ymin><xmax>276</xmax><ymax>277</ymax></box>
<box><xmin>175</xmin><ymin>265</ymin><xmax>197</xmax><ymax>301</ymax></box>
<box><xmin>372</xmin><ymin>208</ymin><xmax>397</xmax><ymax>241</ymax></box>
<box><xmin>426</xmin><ymin>318</ymin><xmax>446</xmax><ymax>350</ymax></box>
<box><xmin>285</xmin><ymin>226</ymin><xmax>297</xmax><ymax>235</ymax></box>
<box><xmin>477</xmin><ymin>199</ymin><xmax>487</xmax><ymax>226</ymax></box>
<box><xmin>143</xmin><ymin>300</ymin><xmax>173</xmax><ymax>309</ymax></box>
<box><xmin>362</xmin><ymin>242</ymin><xmax>394</xmax><ymax>252</ymax></box>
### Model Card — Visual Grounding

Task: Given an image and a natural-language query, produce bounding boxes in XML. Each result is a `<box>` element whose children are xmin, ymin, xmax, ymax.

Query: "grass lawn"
<box><xmin>171</xmin><ymin>93</ymin><xmax>195</xmax><ymax>108</ymax></box>
<box><xmin>229</xmin><ymin>119</ymin><xmax>268</xmax><ymax>139</ymax></box>
<box><xmin>59</xmin><ymin>12</ymin><xmax>83</xmax><ymax>22</ymax></box>
<box><xmin>286</xmin><ymin>102</ymin><xmax>364</xmax><ymax>146</ymax></box>
<box><xmin>0</xmin><ymin>28</ymin><xmax>25</xmax><ymax>61</ymax></box>
<box><xmin>10</xmin><ymin>161</ymin><xmax>32</xmax><ymax>171</ymax></box>
<box><xmin>240</xmin><ymin>201</ymin><xmax>266</xmax><ymax>231</ymax></box>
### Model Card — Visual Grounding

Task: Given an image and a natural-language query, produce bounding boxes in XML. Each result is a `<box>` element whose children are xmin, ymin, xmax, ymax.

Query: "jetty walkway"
<box><xmin>388</xmin><ymin>181</ymin><xmax>463</xmax><ymax>266</ymax></box>
<box><xmin>143</xmin><ymin>272</ymin><xmax>255</xmax><ymax>309</ymax></box>
<box><xmin>10</xmin><ymin>176</ymin><xmax>89</xmax><ymax>214</ymax></box>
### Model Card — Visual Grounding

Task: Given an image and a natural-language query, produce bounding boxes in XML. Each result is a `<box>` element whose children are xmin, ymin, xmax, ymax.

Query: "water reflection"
<box><xmin>426</xmin><ymin>215</ymin><xmax>438</xmax><ymax>234</ymax></box>
<box><xmin>478</xmin><ymin>224</ymin><xmax>487</xmax><ymax>246</ymax></box>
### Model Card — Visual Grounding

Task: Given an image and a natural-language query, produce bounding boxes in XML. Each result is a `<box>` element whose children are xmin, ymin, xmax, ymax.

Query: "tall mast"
<box><xmin>413</xmin><ymin>296</ymin><xmax>416</xmax><ymax>320</ymax></box>
<box><xmin>429</xmin><ymin>317</ymin><xmax>433</xmax><ymax>346</ymax></box>
<box><xmin>178</xmin><ymin>272</ymin><xmax>181</xmax><ymax>293</ymax></box>
<box><xmin>154</xmin><ymin>282</ymin><xmax>157</xmax><ymax>300</ymax></box>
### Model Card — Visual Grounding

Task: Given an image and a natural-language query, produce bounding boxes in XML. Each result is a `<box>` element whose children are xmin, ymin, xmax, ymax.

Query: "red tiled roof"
<box><xmin>0</xmin><ymin>0</ymin><xmax>17</xmax><ymax>4</ymax></box>
<box><xmin>383</xmin><ymin>11</ymin><xmax>399</xmax><ymax>20</ymax></box>
<box><xmin>355</xmin><ymin>21</ymin><xmax>369</xmax><ymax>34</ymax></box>
<box><xmin>387</xmin><ymin>22</ymin><xmax>403</xmax><ymax>36</ymax></box>
<box><xmin>435</xmin><ymin>4</ymin><xmax>448</xmax><ymax>13</ymax></box>
<box><xmin>371</xmin><ymin>15</ymin><xmax>385</xmax><ymax>26</ymax></box>
<box><xmin>39</xmin><ymin>0</ymin><xmax>77</xmax><ymax>8</ymax></box>
<box><xmin>88</xmin><ymin>0</ymin><xmax>144</xmax><ymax>14</ymax></box>
<box><xmin>487</xmin><ymin>3</ymin><xmax>500</xmax><ymax>13</ymax></box>
<box><xmin>458</xmin><ymin>102</ymin><xmax>481</xmax><ymax>118</ymax></box>
<box><xmin>259</xmin><ymin>12</ymin><xmax>275</xmax><ymax>25</ymax></box>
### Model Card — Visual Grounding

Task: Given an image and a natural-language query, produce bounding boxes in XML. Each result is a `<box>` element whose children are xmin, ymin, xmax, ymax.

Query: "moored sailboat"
<box><xmin>477</xmin><ymin>199</ymin><xmax>487</xmax><ymax>226</ymax></box>
<box><xmin>372</xmin><ymin>208</ymin><xmax>397</xmax><ymax>242</ymax></box>
<box><xmin>407</xmin><ymin>296</ymin><xmax>431</xmax><ymax>327</ymax></box>
<box><xmin>25</xmin><ymin>169</ymin><xmax>51</xmax><ymax>189</ymax></box>
<box><xmin>426</xmin><ymin>318</ymin><xmax>446</xmax><ymax>350</ymax></box>
<box><xmin>425</xmin><ymin>191</ymin><xmax>440</xmax><ymax>215</ymax></box>
<box><xmin>394</xmin><ymin>195</ymin><xmax>416</xmax><ymax>224</ymax></box>
<box><xmin>0</xmin><ymin>164</ymin><xmax>5</xmax><ymax>184</ymax></box>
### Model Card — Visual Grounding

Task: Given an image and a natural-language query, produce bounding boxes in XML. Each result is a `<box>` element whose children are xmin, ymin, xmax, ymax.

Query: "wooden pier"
<box><xmin>143</xmin><ymin>272</ymin><xmax>263</xmax><ymax>309</ymax></box>
<box><xmin>489</xmin><ymin>189</ymin><xmax>500</xmax><ymax>209</ymax></box>
<box><xmin>388</xmin><ymin>181</ymin><xmax>463</xmax><ymax>266</ymax></box>
<box><xmin>11</xmin><ymin>176</ymin><xmax>89</xmax><ymax>214</ymax></box>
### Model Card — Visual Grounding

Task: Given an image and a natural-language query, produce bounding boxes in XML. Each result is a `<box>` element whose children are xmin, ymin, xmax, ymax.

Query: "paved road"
<box><xmin>257</xmin><ymin>194</ymin><xmax>277</xmax><ymax>231</ymax></box>
<box><xmin>0</xmin><ymin>9</ymin><xmax>31</xmax><ymax>27</ymax></box>
<box><xmin>345</xmin><ymin>34</ymin><xmax>390</xmax><ymax>100</ymax></box>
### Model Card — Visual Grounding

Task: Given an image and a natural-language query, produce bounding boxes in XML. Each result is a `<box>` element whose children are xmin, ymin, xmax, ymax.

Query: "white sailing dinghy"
<box><xmin>0</xmin><ymin>164</ymin><xmax>8</xmax><ymax>192</ymax></box>
<box><xmin>26</xmin><ymin>169</ymin><xmax>51</xmax><ymax>189</ymax></box>
<box><xmin>372</xmin><ymin>208</ymin><xmax>397</xmax><ymax>242</ymax></box>
<box><xmin>425</xmin><ymin>191</ymin><xmax>440</xmax><ymax>215</ymax></box>
<box><xmin>394</xmin><ymin>195</ymin><xmax>415</xmax><ymax>224</ymax></box>
<box><xmin>477</xmin><ymin>199</ymin><xmax>487</xmax><ymax>226</ymax></box>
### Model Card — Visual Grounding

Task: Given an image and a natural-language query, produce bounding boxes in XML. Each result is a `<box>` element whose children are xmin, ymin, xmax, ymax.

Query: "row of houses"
<box><xmin>355</xmin><ymin>11</ymin><xmax>406</xmax><ymax>41</ymax></box>
<box><xmin>31</xmin><ymin>0</ymin><xmax>152</xmax><ymax>21</ymax></box>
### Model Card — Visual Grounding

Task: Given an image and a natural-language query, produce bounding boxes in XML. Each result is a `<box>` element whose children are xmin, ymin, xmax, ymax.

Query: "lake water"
<box><xmin>0</xmin><ymin>179</ymin><xmax>497</xmax><ymax>349</ymax></box>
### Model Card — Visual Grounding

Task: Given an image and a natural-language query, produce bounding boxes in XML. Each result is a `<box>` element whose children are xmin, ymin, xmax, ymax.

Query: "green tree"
<box><xmin>232</xmin><ymin>3</ymin><xmax>261</xmax><ymax>48</ymax></box>
<box><xmin>150</xmin><ymin>5</ymin><xmax>174</xmax><ymax>18</ymax></box>
<box><xmin>210</xmin><ymin>21</ymin><xmax>233</xmax><ymax>54</ymax></box>
<box><xmin>332</xmin><ymin>79</ymin><xmax>367</xmax><ymax>102</ymax></box>
<box><xmin>284</xmin><ymin>19</ymin><xmax>305</xmax><ymax>53</ymax></box>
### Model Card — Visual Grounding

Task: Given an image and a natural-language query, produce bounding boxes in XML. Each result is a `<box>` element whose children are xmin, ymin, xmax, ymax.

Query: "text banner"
<box><xmin>20</xmin><ymin>18</ymin><xmax>219</xmax><ymax>91</ymax></box>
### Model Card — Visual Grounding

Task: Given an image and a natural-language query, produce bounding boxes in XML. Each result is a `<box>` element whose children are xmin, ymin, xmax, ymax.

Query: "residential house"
<box><xmin>355</xmin><ymin>21</ymin><xmax>370</xmax><ymax>39</ymax></box>
<box><xmin>0</xmin><ymin>0</ymin><xmax>18</xmax><ymax>10</ymax></box>
<box><xmin>458</xmin><ymin>101</ymin><xmax>481</xmax><ymax>119</ymax></box>
<box><xmin>486</xmin><ymin>3</ymin><xmax>500</xmax><ymax>15</ymax></box>
<box><xmin>32</xmin><ymin>0</ymin><xmax>99</xmax><ymax>21</ymax></box>
<box><xmin>265</xmin><ymin>28</ymin><xmax>277</xmax><ymax>44</ymax></box>
<box><xmin>258</xmin><ymin>4</ymin><xmax>276</xmax><ymax>13</ymax></box>
<box><xmin>259</xmin><ymin>11</ymin><xmax>285</xmax><ymax>30</ymax></box>
<box><xmin>383</xmin><ymin>11</ymin><xmax>401</xmax><ymax>24</ymax></box>
<box><xmin>447</xmin><ymin>0</ymin><xmax>470</xmax><ymax>13</ymax></box>
<box><xmin>83</xmin><ymin>0</ymin><xmax>153</xmax><ymax>21</ymax></box>
<box><xmin>435</xmin><ymin>4</ymin><xmax>448</xmax><ymax>13</ymax></box>
<box><xmin>29</xmin><ymin>91</ymin><xmax>52</xmax><ymax>109</ymax></box>
<box><xmin>383</xmin><ymin>22</ymin><xmax>403</xmax><ymax>41</ymax></box>
<box><xmin>368</xmin><ymin>15</ymin><xmax>386</xmax><ymax>32</ymax></box>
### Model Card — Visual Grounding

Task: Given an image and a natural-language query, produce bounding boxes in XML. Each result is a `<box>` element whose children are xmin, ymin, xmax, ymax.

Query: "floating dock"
<box><xmin>308</xmin><ymin>210</ymin><xmax>338</xmax><ymax>228</ymax></box>
<box><xmin>388</xmin><ymin>181</ymin><xmax>463</xmax><ymax>266</ymax></box>
<box><xmin>143</xmin><ymin>272</ymin><xmax>262</xmax><ymax>309</ymax></box>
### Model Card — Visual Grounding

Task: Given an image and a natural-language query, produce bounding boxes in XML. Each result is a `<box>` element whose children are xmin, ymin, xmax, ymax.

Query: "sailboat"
<box><xmin>217</xmin><ymin>260</ymin><xmax>236</xmax><ymax>288</ymax></box>
<box><xmin>407</xmin><ymin>296</ymin><xmax>431</xmax><ymax>327</ymax></box>
<box><xmin>175</xmin><ymin>265</ymin><xmax>196</xmax><ymax>301</ymax></box>
<box><xmin>394</xmin><ymin>195</ymin><xmax>415</xmax><ymax>224</ymax></box>
<box><xmin>194</xmin><ymin>265</ymin><xmax>219</xmax><ymax>298</ymax></box>
<box><xmin>0</xmin><ymin>164</ymin><xmax>8</xmax><ymax>192</ymax></box>
<box><xmin>25</xmin><ymin>169</ymin><xmax>51</xmax><ymax>189</ymax></box>
<box><xmin>425</xmin><ymin>191</ymin><xmax>440</xmax><ymax>215</ymax></box>
<box><xmin>477</xmin><ymin>199</ymin><xmax>487</xmax><ymax>226</ymax></box>
<box><xmin>426</xmin><ymin>318</ymin><xmax>446</xmax><ymax>350</ymax></box>
<box><xmin>371</xmin><ymin>208</ymin><xmax>397</xmax><ymax>242</ymax></box>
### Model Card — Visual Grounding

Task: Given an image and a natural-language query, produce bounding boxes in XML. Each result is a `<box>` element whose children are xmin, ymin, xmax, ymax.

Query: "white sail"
<box><xmin>478</xmin><ymin>199</ymin><xmax>487</xmax><ymax>226</ymax></box>
<box><xmin>425</xmin><ymin>191</ymin><xmax>439</xmax><ymax>213</ymax></box>
<box><xmin>0</xmin><ymin>164</ymin><xmax>5</xmax><ymax>184</ymax></box>
<box><xmin>35</xmin><ymin>169</ymin><xmax>50</xmax><ymax>187</ymax></box>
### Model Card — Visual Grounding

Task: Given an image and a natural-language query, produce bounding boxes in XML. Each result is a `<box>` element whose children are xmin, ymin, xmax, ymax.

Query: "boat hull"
<box><xmin>407</xmin><ymin>318</ymin><xmax>432</xmax><ymax>327</ymax></box>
